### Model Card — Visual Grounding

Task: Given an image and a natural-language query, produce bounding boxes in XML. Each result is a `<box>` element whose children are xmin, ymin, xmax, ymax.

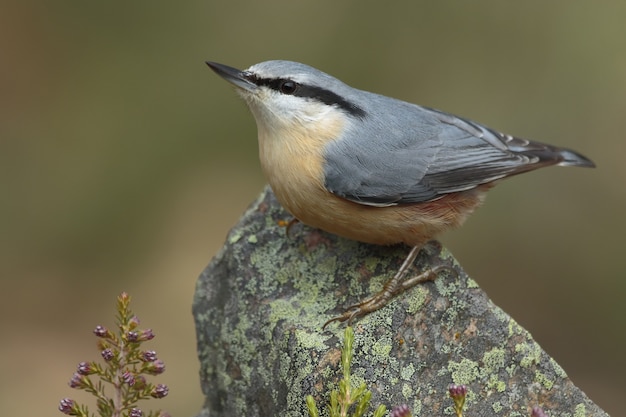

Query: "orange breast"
<box><xmin>273</xmin><ymin>182</ymin><xmax>490</xmax><ymax>246</ymax></box>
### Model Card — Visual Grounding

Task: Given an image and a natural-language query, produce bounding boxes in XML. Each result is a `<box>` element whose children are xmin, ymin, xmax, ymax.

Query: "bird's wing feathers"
<box><xmin>323</xmin><ymin>106</ymin><xmax>548</xmax><ymax>206</ymax></box>
<box><xmin>323</xmin><ymin>113</ymin><xmax>442</xmax><ymax>205</ymax></box>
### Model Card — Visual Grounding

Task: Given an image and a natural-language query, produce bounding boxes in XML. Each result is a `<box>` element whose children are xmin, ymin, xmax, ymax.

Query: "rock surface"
<box><xmin>192</xmin><ymin>186</ymin><xmax>608</xmax><ymax>417</ymax></box>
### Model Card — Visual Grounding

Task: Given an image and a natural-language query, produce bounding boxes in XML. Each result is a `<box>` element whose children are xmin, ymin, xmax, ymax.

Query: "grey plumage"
<box><xmin>221</xmin><ymin>60</ymin><xmax>595</xmax><ymax>206</ymax></box>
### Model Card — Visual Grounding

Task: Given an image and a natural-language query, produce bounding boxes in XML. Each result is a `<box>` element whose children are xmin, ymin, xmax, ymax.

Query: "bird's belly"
<box><xmin>270</xmin><ymin>177</ymin><xmax>488</xmax><ymax>247</ymax></box>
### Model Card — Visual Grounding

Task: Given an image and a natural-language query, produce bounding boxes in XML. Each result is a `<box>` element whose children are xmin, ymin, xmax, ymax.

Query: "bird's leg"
<box><xmin>285</xmin><ymin>218</ymin><xmax>301</xmax><ymax>238</ymax></box>
<box><xmin>323</xmin><ymin>242</ymin><xmax>454</xmax><ymax>328</ymax></box>
<box><xmin>277</xmin><ymin>217</ymin><xmax>301</xmax><ymax>238</ymax></box>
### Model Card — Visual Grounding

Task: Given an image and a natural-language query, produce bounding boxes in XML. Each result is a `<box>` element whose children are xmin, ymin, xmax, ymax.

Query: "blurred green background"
<box><xmin>1</xmin><ymin>1</ymin><xmax>624</xmax><ymax>416</ymax></box>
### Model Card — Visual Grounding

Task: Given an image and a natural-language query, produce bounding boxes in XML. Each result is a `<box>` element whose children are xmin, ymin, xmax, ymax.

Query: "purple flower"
<box><xmin>132</xmin><ymin>375</ymin><xmax>147</xmax><ymax>390</ymax></box>
<box><xmin>531</xmin><ymin>406</ymin><xmax>548</xmax><ymax>417</ymax></box>
<box><xmin>448</xmin><ymin>383</ymin><xmax>467</xmax><ymax>399</ymax></box>
<box><xmin>127</xmin><ymin>329</ymin><xmax>154</xmax><ymax>342</ymax></box>
<box><xmin>77</xmin><ymin>361</ymin><xmax>93</xmax><ymax>375</ymax></box>
<box><xmin>141</xmin><ymin>329</ymin><xmax>155</xmax><ymax>341</ymax></box>
<box><xmin>93</xmin><ymin>325</ymin><xmax>109</xmax><ymax>338</ymax></box>
<box><xmin>68</xmin><ymin>373</ymin><xmax>88</xmax><ymax>389</ymax></box>
<box><xmin>151</xmin><ymin>383</ymin><xmax>169</xmax><ymax>398</ymax></box>
<box><xmin>129</xmin><ymin>408</ymin><xmax>143</xmax><ymax>417</ymax></box>
<box><xmin>129</xmin><ymin>315</ymin><xmax>141</xmax><ymax>328</ymax></box>
<box><xmin>146</xmin><ymin>359</ymin><xmax>166</xmax><ymax>375</ymax></box>
<box><xmin>122</xmin><ymin>370</ymin><xmax>136</xmax><ymax>386</ymax></box>
<box><xmin>448</xmin><ymin>384</ymin><xmax>467</xmax><ymax>414</ymax></box>
<box><xmin>390</xmin><ymin>404</ymin><xmax>411</xmax><ymax>417</ymax></box>
<box><xmin>101</xmin><ymin>348</ymin><xmax>114</xmax><ymax>361</ymax></box>
<box><xmin>58</xmin><ymin>398</ymin><xmax>75</xmax><ymax>415</ymax></box>
<box><xmin>141</xmin><ymin>350</ymin><xmax>158</xmax><ymax>362</ymax></box>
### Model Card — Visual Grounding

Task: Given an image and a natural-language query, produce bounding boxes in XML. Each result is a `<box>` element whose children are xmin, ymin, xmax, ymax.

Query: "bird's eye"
<box><xmin>279</xmin><ymin>80</ymin><xmax>298</xmax><ymax>95</ymax></box>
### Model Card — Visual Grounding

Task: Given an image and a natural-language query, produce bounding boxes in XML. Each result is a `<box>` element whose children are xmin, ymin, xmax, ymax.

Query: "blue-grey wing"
<box><xmin>323</xmin><ymin>106</ymin><xmax>588</xmax><ymax>206</ymax></box>
<box><xmin>323</xmin><ymin>110</ymin><xmax>443</xmax><ymax>205</ymax></box>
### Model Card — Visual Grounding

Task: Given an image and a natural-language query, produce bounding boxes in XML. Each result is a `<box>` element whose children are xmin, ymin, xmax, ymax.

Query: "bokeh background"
<box><xmin>1</xmin><ymin>2</ymin><xmax>624</xmax><ymax>416</ymax></box>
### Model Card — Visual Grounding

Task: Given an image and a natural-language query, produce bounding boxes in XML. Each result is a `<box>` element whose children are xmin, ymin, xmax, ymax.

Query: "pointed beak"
<box><xmin>206</xmin><ymin>61</ymin><xmax>257</xmax><ymax>92</ymax></box>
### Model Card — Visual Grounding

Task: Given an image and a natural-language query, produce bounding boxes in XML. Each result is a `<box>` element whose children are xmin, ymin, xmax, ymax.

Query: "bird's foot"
<box><xmin>322</xmin><ymin>264</ymin><xmax>454</xmax><ymax>328</ymax></box>
<box><xmin>323</xmin><ymin>241</ymin><xmax>456</xmax><ymax>329</ymax></box>
<box><xmin>277</xmin><ymin>217</ymin><xmax>301</xmax><ymax>238</ymax></box>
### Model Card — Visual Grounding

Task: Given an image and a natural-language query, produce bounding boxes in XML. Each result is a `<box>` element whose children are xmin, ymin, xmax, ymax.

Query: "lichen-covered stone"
<box><xmin>192</xmin><ymin>186</ymin><xmax>608</xmax><ymax>417</ymax></box>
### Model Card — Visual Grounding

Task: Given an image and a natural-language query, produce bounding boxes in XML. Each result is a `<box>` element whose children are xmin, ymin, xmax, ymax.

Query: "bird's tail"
<box><xmin>504</xmin><ymin>135</ymin><xmax>595</xmax><ymax>168</ymax></box>
<box><xmin>554</xmin><ymin>148</ymin><xmax>596</xmax><ymax>168</ymax></box>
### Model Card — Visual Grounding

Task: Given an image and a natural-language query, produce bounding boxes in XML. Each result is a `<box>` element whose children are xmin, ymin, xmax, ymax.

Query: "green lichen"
<box><xmin>233</xmin><ymin>397</ymin><xmax>246</xmax><ymax>414</ymax></box>
<box><xmin>406</xmin><ymin>285</ymin><xmax>428</xmax><ymax>314</ymax></box>
<box><xmin>275</xmin><ymin>268</ymin><xmax>292</xmax><ymax>285</ymax></box>
<box><xmin>371</xmin><ymin>338</ymin><xmax>392</xmax><ymax>361</ymax></box>
<box><xmin>442</xmin><ymin>296</ymin><xmax>468</xmax><ymax>330</ymax></box>
<box><xmin>505</xmin><ymin>364</ymin><xmax>517</xmax><ymax>377</ymax></box>
<box><xmin>516</xmin><ymin>341</ymin><xmax>542</xmax><ymax>368</ymax></box>
<box><xmin>278</xmin><ymin>351</ymin><xmax>292</xmax><ymax>382</ymax></box>
<box><xmin>491</xmin><ymin>307</ymin><xmax>509</xmax><ymax>325</ymax></box>
<box><xmin>434</xmin><ymin>276</ymin><xmax>459</xmax><ymax>297</ymax></box>
<box><xmin>247</xmin><ymin>234</ymin><xmax>258</xmax><ymax>244</ymax></box>
<box><xmin>507</xmin><ymin>317</ymin><xmax>524</xmax><ymax>336</ymax></box>
<box><xmin>492</xmin><ymin>401</ymin><xmax>503</xmax><ymax>413</ymax></box>
<box><xmin>486</xmin><ymin>374</ymin><xmax>506</xmax><ymax>393</ymax></box>
<box><xmin>401</xmin><ymin>383</ymin><xmax>413</xmax><ymax>399</ymax></box>
<box><xmin>480</xmin><ymin>348</ymin><xmax>507</xmax><ymax>392</ymax></box>
<box><xmin>466</xmin><ymin>277</ymin><xmax>480</xmax><ymax>288</ymax></box>
<box><xmin>353</xmin><ymin>327</ymin><xmax>401</xmax><ymax>386</ymax></box>
<box><xmin>361</xmin><ymin>306</ymin><xmax>394</xmax><ymax>329</ymax></box>
<box><xmin>228</xmin><ymin>228</ymin><xmax>245</xmax><ymax>244</ymax></box>
<box><xmin>400</xmin><ymin>363</ymin><xmax>416</xmax><ymax>381</ymax></box>
<box><xmin>296</xmin><ymin>329</ymin><xmax>329</xmax><ymax>350</ymax></box>
<box><xmin>534</xmin><ymin>370</ymin><xmax>554</xmax><ymax>390</ymax></box>
<box><xmin>411</xmin><ymin>398</ymin><xmax>422</xmax><ymax>416</ymax></box>
<box><xmin>448</xmin><ymin>358</ymin><xmax>480</xmax><ymax>385</ymax></box>
<box><xmin>574</xmin><ymin>403</ymin><xmax>586</xmax><ymax>417</ymax></box>
<box><xmin>366</xmin><ymin>273</ymin><xmax>387</xmax><ymax>295</ymax></box>
<box><xmin>364</xmin><ymin>256</ymin><xmax>381</xmax><ymax>272</ymax></box>
<box><xmin>269</xmin><ymin>298</ymin><xmax>302</xmax><ymax>323</ymax></box>
<box><xmin>482</xmin><ymin>347</ymin><xmax>506</xmax><ymax>373</ymax></box>
<box><xmin>249</xmin><ymin>247</ymin><xmax>290</xmax><ymax>290</ymax></box>
<box><xmin>549</xmin><ymin>357</ymin><xmax>568</xmax><ymax>379</ymax></box>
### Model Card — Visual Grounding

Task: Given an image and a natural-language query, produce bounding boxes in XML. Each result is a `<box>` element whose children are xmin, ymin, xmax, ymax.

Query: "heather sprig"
<box><xmin>306</xmin><ymin>326</ymin><xmax>386</xmax><ymax>417</ymax></box>
<box><xmin>58</xmin><ymin>292</ymin><xmax>169</xmax><ymax>417</ymax></box>
<box><xmin>448</xmin><ymin>383</ymin><xmax>468</xmax><ymax>417</ymax></box>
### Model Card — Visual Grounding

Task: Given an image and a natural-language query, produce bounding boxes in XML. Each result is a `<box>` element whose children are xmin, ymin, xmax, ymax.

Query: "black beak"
<box><xmin>206</xmin><ymin>61</ymin><xmax>257</xmax><ymax>92</ymax></box>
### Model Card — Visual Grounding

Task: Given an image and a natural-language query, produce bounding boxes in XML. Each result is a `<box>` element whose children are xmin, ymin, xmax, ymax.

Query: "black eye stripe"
<box><xmin>245</xmin><ymin>74</ymin><xmax>366</xmax><ymax>119</ymax></box>
<box><xmin>298</xmin><ymin>85</ymin><xmax>366</xmax><ymax>119</ymax></box>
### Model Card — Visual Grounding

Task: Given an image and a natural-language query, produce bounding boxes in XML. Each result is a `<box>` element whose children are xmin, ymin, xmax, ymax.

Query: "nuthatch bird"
<box><xmin>207</xmin><ymin>60</ymin><xmax>595</xmax><ymax>325</ymax></box>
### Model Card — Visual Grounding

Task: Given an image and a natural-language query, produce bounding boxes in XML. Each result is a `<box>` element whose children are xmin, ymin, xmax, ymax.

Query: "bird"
<box><xmin>206</xmin><ymin>60</ymin><xmax>595</xmax><ymax>326</ymax></box>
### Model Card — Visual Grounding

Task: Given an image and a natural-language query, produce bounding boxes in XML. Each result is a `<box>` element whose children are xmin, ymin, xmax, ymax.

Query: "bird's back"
<box><xmin>323</xmin><ymin>90</ymin><xmax>594</xmax><ymax>207</ymax></box>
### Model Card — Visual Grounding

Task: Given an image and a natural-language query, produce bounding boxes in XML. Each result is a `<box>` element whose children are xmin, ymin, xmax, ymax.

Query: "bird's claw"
<box><xmin>323</xmin><ymin>263</ymin><xmax>457</xmax><ymax>330</ymax></box>
<box><xmin>277</xmin><ymin>217</ymin><xmax>301</xmax><ymax>239</ymax></box>
<box><xmin>322</xmin><ymin>296</ymin><xmax>384</xmax><ymax>329</ymax></box>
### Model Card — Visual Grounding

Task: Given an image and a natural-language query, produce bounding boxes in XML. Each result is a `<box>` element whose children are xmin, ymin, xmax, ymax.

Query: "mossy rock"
<box><xmin>192</xmin><ymin>186</ymin><xmax>607</xmax><ymax>417</ymax></box>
